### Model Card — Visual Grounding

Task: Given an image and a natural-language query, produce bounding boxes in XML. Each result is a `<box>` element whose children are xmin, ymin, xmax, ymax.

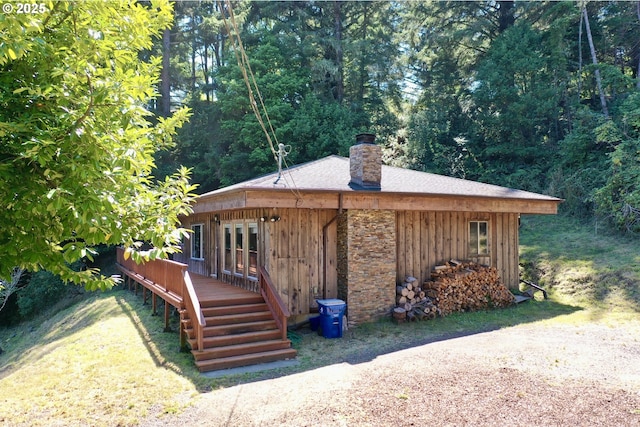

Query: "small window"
<box><xmin>223</xmin><ymin>224</ymin><xmax>232</xmax><ymax>272</ymax></box>
<box><xmin>469</xmin><ymin>221</ymin><xmax>489</xmax><ymax>255</ymax></box>
<box><xmin>191</xmin><ymin>224</ymin><xmax>204</xmax><ymax>260</ymax></box>
<box><xmin>235</xmin><ymin>223</ymin><xmax>244</xmax><ymax>274</ymax></box>
<box><xmin>248</xmin><ymin>222</ymin><xmax>258</xmax><ymax>278</ymax></box>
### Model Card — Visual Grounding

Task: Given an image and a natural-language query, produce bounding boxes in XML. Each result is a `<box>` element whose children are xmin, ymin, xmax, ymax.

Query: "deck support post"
<box><xmin>143</xmin><ymin>287</ymin><xmax>148</xmax><ymax>305</ymax></box>
<box><xmin>152</xmin><ymin>293</ymin><xmax>158</xmax><ymax>316</ymax></box>
<box><xmin>179</xmin><ymin>317</ymin><xmax>188</xmax><ymax>352</ymax></box>
<box><xmin>164</xmin><ymin>302</ymin><xmax>172</xmax><ymax>332</ymax></box>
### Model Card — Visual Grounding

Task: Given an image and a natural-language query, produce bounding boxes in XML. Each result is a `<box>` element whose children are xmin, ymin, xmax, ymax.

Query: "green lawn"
<box><xmin>0</xmin><ymin>214</ymin><xmax>638</xmax><ymax>425</ymax></box>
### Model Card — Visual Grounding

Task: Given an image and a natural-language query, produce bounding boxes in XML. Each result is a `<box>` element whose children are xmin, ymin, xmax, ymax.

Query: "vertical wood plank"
<box><xmin>436</xmin><ymin>212</ymin><xmax>445</xmax><ymax>264</ymax></box>
<box><xmin>308</xmin><ymin>210</ymin><xmax>320</xmax><ymax>305</ymax></box>
<box><xmin>412</xmin><ymin>211</ymin><xmax>421</xmax><ymax>281</ymax></box>
<box><xmin>406</xmin><ymin>211</ymin><xmax>415</xmax><ymax>280</ymax></box>
<box><xmin>325</xmin><ymin>215</ymin><xmax>338</xmax><ymax>299</ymax></box>
<box><xmin>428</xmin><ymin>211</ymin><xmax>436</xmax><ymax>273</ymax></box>
<box><xmin>277</xmin><ymin>257</ymin><xmax>290</xmax><ymax>313</ymax></box>
<box><xmin>279</xmin><ymin>209</ymin><xmax>290</xmax><ymax>259</ymax></box>
<box><xmin>508</xmin><ymin>213</ymin><xmax>518</xmax><ymax>287</ymax></box>
<box><xmin>495</xmin><ymin>212</ymin><xmax>503</xmax><ymax>281</ymax></box>
<box><xmin>420</xmin><ymin>212</ymin><xmax>429</xmax><ymax>284</ymax></box>
<box><xmin>396</xmin><ymin>211</ymin><xmax>406</xmax><ymax>282</ymax></box>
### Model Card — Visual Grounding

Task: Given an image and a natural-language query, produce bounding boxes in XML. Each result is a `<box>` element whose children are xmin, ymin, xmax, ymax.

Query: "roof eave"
<box><xmin>192</xmin><ymin>187</ymin><xmax>561</xmax><ymax>215</ymax></box>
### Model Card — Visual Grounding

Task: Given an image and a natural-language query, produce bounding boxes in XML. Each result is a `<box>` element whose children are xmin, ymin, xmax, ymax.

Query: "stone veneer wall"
<box><xmin>337</xmin><ymin>209</ymin><xmax>397</xmax><ymax>326</ymax></box>
<box><xmin>349</xmin><ymin>143</ymin><xmax>382</xmax><ymax>188</ymax></box>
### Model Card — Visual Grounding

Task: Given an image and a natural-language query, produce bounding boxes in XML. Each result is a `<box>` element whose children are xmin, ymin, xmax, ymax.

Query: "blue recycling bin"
<box><xmin>316</xmin><ymin>299</ymin><xmax>346</xmax><ymax>338</ymax></box>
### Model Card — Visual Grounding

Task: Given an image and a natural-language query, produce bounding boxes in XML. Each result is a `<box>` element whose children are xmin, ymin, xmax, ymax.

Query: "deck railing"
<box><xmin>182</xmin><ymin>270</ymin><xmax>205</xmax><ymax>351</ymax></box>
<box><xmin>258</xmin><ymin>266</ymin><xmax>290</xmax><ymax>341</ymax></box>
<box><xmin>115</xmin><ymin>247</ymin><xmax>206</xmax><ymax>351</ymax></box>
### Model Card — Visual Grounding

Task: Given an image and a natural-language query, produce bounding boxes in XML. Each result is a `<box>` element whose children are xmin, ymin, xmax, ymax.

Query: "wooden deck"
<box><xmin>115</xmin><ymin>248</ymin><xmax>296</xmax><ymax>372</ymax></box>
<box><xmin>190</xmin><ymin>274</ymin><xmax>262</xmax><ymax>306</ymax></box>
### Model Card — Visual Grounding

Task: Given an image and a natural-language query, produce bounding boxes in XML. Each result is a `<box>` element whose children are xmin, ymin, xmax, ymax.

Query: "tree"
<box><xmin>0</xmin><ymin>0</ymin><xmax>196</xmax><ymax>290</ymax></box>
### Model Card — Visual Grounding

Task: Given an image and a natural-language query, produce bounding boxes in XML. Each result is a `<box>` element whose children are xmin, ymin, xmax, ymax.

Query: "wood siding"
<box><xmin>178</xmin><ymin>208</ymin><xmax>520</xmax><ymax>318</ymax></box>
<box><xmin>396</xmin><ymin>211</ymin><xmax>520</xmax><ymax>289</ymax></box>
<box><xmin>177</xmin><ymin>208</ymin><xmax>339</xmax><ymax>318</ymax></box>
<box><xmin>264</xmin><ymin>208</ymin><xmax>339</xmax><ymax>316</ymax></box>
<box><xmin>173</xmin><ymin>212</ymin><xmax>212</xmax><ymax>277</ymax></box>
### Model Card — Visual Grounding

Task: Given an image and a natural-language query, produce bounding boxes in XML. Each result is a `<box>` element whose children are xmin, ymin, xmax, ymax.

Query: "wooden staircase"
<box><xmin>181</xmin><ymin>291</ymin><xmax>297</xmax><ymax>372</ymax></box>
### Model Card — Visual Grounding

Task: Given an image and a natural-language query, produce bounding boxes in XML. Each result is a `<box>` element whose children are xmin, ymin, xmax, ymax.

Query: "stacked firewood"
<box><xmin>392</xmin><ymin>276</ymin><xmax>440</xmax><ymax>323</ymax></box>
<box><xmin>423</xmin><ymin>260</ymin><xmax>515</xmax><ymax>316</ymax></box>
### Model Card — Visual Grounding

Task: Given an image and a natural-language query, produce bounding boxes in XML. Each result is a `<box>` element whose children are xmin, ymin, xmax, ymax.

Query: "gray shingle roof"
<box><xmin>199</xmin><ymin>155</ymin><xmax>560</xmax><ymax>202</ymax></box>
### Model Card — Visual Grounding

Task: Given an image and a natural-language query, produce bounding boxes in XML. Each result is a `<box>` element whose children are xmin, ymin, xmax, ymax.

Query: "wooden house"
<box><xmin>174</xmin><ymin>134</ymin><xmax>562</xmax><ymax>326</ymax></box>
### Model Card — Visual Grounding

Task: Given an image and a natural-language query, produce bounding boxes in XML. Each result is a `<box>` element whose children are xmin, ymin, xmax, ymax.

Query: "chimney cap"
<box><xmin>355</xmin><ymin>133</ymin><xmax>376</xmax><ymax>144</ymax></box>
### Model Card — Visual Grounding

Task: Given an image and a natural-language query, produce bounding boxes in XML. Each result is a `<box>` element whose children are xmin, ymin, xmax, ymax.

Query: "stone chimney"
<box><xmin>349</xmin><ymin>133</ymin><xmax>381</xmax><ymax>189</ymax></box>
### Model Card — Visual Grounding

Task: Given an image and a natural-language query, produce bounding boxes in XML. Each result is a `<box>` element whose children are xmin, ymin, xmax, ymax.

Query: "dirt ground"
<box><xmin>142</xmin><ymin>321</ymin><xmax>640</xmax><ymax>426</ymax></box>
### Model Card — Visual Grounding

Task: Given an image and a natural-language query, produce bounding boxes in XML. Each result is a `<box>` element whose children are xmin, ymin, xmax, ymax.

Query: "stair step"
<box><xmin>194</xmin><ymin>348</ymin><xmax>298</xmax><ymax>372</ymax></box>
<box><xmin>192</xmin><ymin>339</ymin><xmax>293</xmax><ymax>361</ymax></box>
<box><xmin>205</xmin><ymin>311</ymin><xmax>273</xmax><ymax>326</ymax></box>
<box><xmin>188</xmin><ymin>329</ymin><xmax>282</xmax><ymax>349</ymax></box>
<box><xmin>202</xmin><ymin>302</ymin><xmax>269</xmax><ymax>317</ymax></box>
<box><xmin>202</xmin><ymin>320</ymin><xmax>277</xmax><ymax>337</ymax></box>
<box><xmin>199</xmin><ymin>294</ymin><xmax>265</xmax><ymax>308</ymax></box>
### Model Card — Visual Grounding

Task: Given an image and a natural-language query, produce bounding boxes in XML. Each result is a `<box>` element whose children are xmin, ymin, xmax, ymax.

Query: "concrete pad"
<box><xmin>201</xmin><ymin>359</ymin><xmax>300</xmax><ymax>379</ymax></box>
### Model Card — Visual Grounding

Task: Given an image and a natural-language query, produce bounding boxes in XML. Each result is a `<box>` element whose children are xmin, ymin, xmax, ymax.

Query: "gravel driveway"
<box><xmin>143</xmin><ymin>320</ymin><xmax>640</xmax><ymax>426</ymax></box>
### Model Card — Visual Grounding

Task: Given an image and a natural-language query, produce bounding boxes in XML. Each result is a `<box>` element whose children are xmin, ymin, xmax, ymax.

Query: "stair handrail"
<box><xmin>258</xmin><ymin>266</ymin><xmax>290</xmax><ymax>341</ymax></box>
<box><xmin>182</xmin><ymin>269</ymin><xmax>206</xmax><ymax>351</ymax></box>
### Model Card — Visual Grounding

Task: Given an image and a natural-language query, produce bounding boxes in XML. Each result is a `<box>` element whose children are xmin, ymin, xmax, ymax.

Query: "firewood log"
<box><xmin>396</xmin><ymin>285</ymin><xmax>409</xmax><ymax>297</ymax></box>
<box><xmin>392</xmin><ymin>307</ymin><xmax>406</xmax><ymax>323</ymax></box>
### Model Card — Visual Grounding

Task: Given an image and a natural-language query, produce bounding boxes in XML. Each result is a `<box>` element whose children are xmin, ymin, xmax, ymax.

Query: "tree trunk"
<box><xmin>202</xmin><ymin>41</ymin><xmax>210</xmax><ymax>103</ymax></box>
<box><xmin>191</xmin><ymin>13</ymin><xmax>197</xmax><ymax>93</ymax></box>
<box><xmin>497</xmin><ymin>1</ymin><xmax>515</xmax><ymax>33</ymax></box>
<box><xmin>637</xmin><ymin>1</ymin><xmax>640</xmax><ymax>89</ymax></box>
<box><xmin>160</xmin><ymin>27</ymin><xmax>171</xmax><ymax>117</ymax></box>
<box><xmin>357</xmin><ymin>3</ymin><xmax>369</xmax><ymax>104</ymax></box>
<box><xmin>333</xmin><ymin>1</ymin><xmax>344</xmax><ymax>104</ymax></box>
<box><xmin>582</xmin><ymin>6</ymin><xmax>609</xmax><ymax>118</ymax></box>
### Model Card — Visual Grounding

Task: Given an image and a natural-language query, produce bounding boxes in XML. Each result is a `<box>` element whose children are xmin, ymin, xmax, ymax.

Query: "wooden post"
<box><xmin>152</xmin><ymin>292</ymin><xmax>158</xmax><ymax>316</ymax></box>
<box><xmin>143</xmin><ymin>287</ymin><xmax>148</xmax><ymax>305</ymax></box>
<box><xmin>179</xmin><ymin>314</ymin><xmax>188</xmax><ymax>352</ymax></box>
<box><xmin>164</xmin><ymin>301</ymin><xmax>172</xmax><ymax>332</ymax></box>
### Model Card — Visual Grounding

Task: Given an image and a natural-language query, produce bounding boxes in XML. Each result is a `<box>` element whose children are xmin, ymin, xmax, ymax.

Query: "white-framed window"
<box><xmin>235</xmin><ymin>223</ymin><xmax>244</xmax><ymax>275</ymax></box>
<box><xmin>469</xmin><ymin>220</ymin><xmax>489</xmax><ymax>256</ymax></box>
<box><xmin>248</xmin><ymin>222</ymin><xmax>258</xmax><ymax>278</ymax></box>
<box><xmin>191</xmin><ymin>223</ymin><xmax>204</xmax><ymax>260</ymax></box>
<box><xmin>221</xmin><ymin>220</ymin><xmax>259</xmax><ymax>280</ymax></box>
<box><xmin>223</xmin><ymin>224</ymin><xmax>232</xmax><ymax>273</ymax></box>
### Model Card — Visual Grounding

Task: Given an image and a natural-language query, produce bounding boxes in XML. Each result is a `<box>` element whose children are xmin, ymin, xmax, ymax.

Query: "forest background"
<box><xmin>2</xmin><ymin>0</ymin><xmax>640</xmax><ymax>324</ymax></box>
<box><xmin>156</xmin><ymin>0</ymin><xmax>640</xmax><ymax>233</ymax></box>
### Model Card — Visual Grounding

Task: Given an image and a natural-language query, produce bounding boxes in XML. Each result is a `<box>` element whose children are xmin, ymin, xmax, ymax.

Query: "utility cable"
<box><xmin>219</xmin><ymin>0</ymin><xmax>303</xmax><ymax>203</ymax></box>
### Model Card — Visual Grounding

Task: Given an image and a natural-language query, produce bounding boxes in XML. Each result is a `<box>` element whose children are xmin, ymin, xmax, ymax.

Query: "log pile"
<box><xmin>393</xmin><ymin>276</ymin><xmax>440</xmax><ymax>323</ymax></box>
<box><xmin>423</xmin><ymin>260</ymin><xmax>515</xmax><ymax>316</ymax></box>
<box><xmin>393</xmin><ymin>260</ymin><xmax>515</xmax><ymax>323</ymax></box>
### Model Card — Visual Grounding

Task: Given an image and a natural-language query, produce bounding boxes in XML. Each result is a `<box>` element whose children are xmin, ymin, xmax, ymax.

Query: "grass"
<box><xmin>0</xmin><ymin>290</ymin><xmax>200</xmax><ymax>426</ymax></box>
<box><xmin>519</xmin><ymin>215</ymin><xmax>640</xmax><ymax>322</ymax></box>
<box><xmin>1</xmin><ymin>214</ymin><xmax>639</xmax><ymax>425</ymax></box>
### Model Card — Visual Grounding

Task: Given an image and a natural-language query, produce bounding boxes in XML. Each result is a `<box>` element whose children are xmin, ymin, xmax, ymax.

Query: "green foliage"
<box><xmin>469</xmin><ymin>21</ymin><xmax>567</xmax><ymax>191</ymax></box>
<box><xmin>17</xmin><ymin>269</ymin><xmax>74</xmax><ymax>319</ymax></box>
<box><xmin>156</xmin><ymin>1</ymin><xmax>640</xmax><ymax>234</ymax></box>
<box><xmin>593</xmin><ymin>94</ymin><xmax>640</xmax><ymax>232</ymax></box>
<box><xmin>0</xmin><ymin>1</ymin><xmax>197</xmax><ymax>289</ymax></box>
